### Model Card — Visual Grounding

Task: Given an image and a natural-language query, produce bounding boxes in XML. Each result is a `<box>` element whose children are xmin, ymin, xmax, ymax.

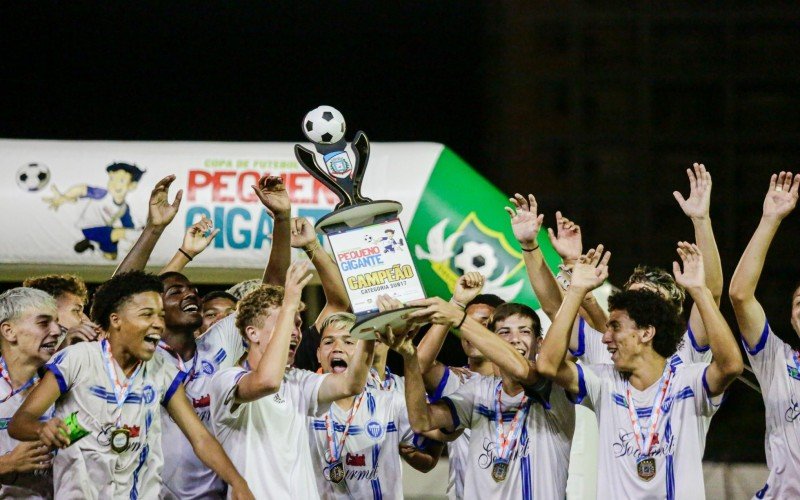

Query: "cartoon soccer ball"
<box><xmin>454</xmin><ymin>241</ymin><xmax>499</xmax><ymax>278</ymax></box>
<box><xmin>364</xmin><ymin>234</ymin><xmax>375</xmax><ymax>244</ymax></box>
<box><xmin>16</xmin><ymin>162</ymin><xmax>51</xmax><ymax>192</ymax></box>
<box><xmin>303</xmin><ymin>106</ymin><xmax>346</xmax><ymax>144</ymax></box>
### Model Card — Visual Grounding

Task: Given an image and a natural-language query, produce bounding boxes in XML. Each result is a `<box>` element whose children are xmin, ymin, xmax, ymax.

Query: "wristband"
<box><xmin>303</xmin><ymin>241</ymin><xmax>320</xmax><ymax>260</ymax></box>
<box><xmin>521</xmin><ymin>243</ymin><xmax>539</xmax><ymax>252</ymax></box>
<box><xmin>449</xmin><ymin>298</ymin><xmax>467</xmax><ymax>310</ymax></box>
<box><xmin>454</xmin><ymin>311</ymin><xmax>467</xmax><ymax>330</ymax></box>
<box><xmin>178</xmin><ymin>248</ymin><xmax>193</xmax><ymax>261</ymax></box>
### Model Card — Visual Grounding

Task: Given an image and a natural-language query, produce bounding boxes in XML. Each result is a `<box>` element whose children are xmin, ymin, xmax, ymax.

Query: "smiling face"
<box><xmin>109</xmin><ymin>291</ymin><xmax>165</xmax><ymax>361</ymax></box>
<box><xmin>461</xmin><ymin>303</ymin><xmax>494</xmax><ymax>359</ymax></box>
<box><xmin>56</xmin><ymin>292</ymin><xmax>88</xmax><ymax>330</ymax></box>
<box><xmin>317</xmin><ymin>327</ymin><xmax>357</xmax><ymax>374</ymax></box>
<box><xmin>107</xmin><ymin>169</ymin><xmax>136</xmax><ymax>204</ymax></box>
<box><xmin>162</xmin><ymin>275</ymin><xmax>202</xmax><ymax>333</ymax></box>
<box><xmin>201</xmin><ymin>297</ymin><xmax>236</xmax><ymax>334</ymax></box>
<box><xmin>247</xmin><ymin>306</ymin><xmax>304</xmax><ymax>366</ymax></box>
<box><xmin>494</xmin><ymin>313</ymin><xmax>538</xmax><ymax>359</ymax></box>
<box><xmin>0</xmin><ymin>306</ymin><xmax>61</xmax><ymax>364</ymax></box>
<box><xmin>602</xmin><ymin>309</ymin><xmax>652</xmax><ymax>372</ymax></box>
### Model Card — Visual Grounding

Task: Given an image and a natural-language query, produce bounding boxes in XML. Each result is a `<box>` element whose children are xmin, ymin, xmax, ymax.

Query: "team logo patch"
<box><xmin>141</xmin><ymin>385</ymin><xmax>156</xmax><ymax>405</ymax></box>
<box><xmin>201</xmin><ymin>360</ymin><xmax>216</xmax><ymax>375</ymax></box>
<box><xmin>366</xmin><ymin>419</ymin><xmax>384</xmax><ymax>440</ymax></box>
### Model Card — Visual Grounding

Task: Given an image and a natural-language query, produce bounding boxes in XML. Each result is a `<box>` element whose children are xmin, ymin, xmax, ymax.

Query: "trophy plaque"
<box><xmin>295</xmin><ymin>106</ymin><xmax>426</xmax><ymax>339</ymax></box>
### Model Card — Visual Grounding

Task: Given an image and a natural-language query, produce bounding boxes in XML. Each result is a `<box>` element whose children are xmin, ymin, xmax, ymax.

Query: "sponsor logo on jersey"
<box><xmin>346</xmin><ymin>453</ymin><xmax>366</xmax><ymax>466</ymax></box>
<box><xmin>192</xmin><ymin>394</ymin><xmax>211</xmax><ymax>408</ymax></box>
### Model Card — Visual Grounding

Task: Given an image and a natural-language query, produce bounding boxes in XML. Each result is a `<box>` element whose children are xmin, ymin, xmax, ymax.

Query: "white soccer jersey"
<box><xmin>159</xmin><ymin>313</ymin><xmax>246</xmax><ymax>500</ymax></box>
<box><xmin>78</xmin><ymin>187</ymin><xmax>130</xmax><ymax>228</ymax></box>
<box><xmin>365</xmin><ymin>366</ymin><xmax>404</xmax><ymax>394</ymax></box>
<box><xmin>571</xmin><ymin>317</ymin><xmax>712</xmax><ymax>365</ymax></box>
<box><xmin>308</xmin><ymin>387</ymin><xmax>423</xmax><ymax>499</ymax></box>
<box><xmin>210</xmin><ymin>366</ymin><xmax>327</xmax><ymax>500</ymax></box>
<box><xmin>742</xmin><ymin>321</ymin><xmax>800</xmax><ymax>499</ymax></box>
<box><xmin>428</xmin><ymin>366</ymin><xmax>478</xmax><ymax>500</ymax></box>
<box><xmin>0</xmin><ymin>376</ymin><xmax>54</xmax><ymax>499</ymax></box>
<box><xmin>45</xmin><ymin>341</ymin><xmax>185</xmax><ymax>500</ymax></box>
<box><xmin>442</xmin><ymin>375</ymin><xmax>575</xmax><ymax>500</ymax></box>
<box><xmin>573</xmin><ymin>361</ymin><xmax>722</xmax><ymax>500</ymax></box>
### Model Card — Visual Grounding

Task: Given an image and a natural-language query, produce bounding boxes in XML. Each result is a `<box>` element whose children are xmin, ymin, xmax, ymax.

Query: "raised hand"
<box><xmin>375</xmin><ymin>294</ymin><xmax>419</xmax><ymax>339</ymax></box>
<box><xmin>283</xmin><ymin>260</ymin><xmax>312</xmax><ymax>307</ymax></box>
<box><xmin>182</xmin><ymin>215</ymin><xmax>220</xmax><ymax>258</ymax></box>
<box><xmin>252</xmin><ymin>175</ymin><xmax>291</xmax><ymax>219</ymax></box>
<box><xmin>673</xmin><ymin>242</ymin><xmax>706</xmax><ymax>291</ymax></box>
<box><xmin>452</xmin><ymin>272</ymin><xmax>485</xmax><ymax>306</ymax></box>
<box><xmin>148</xmin><ymin>175</ymin><xmax>183</xmax><ymax>229</ymax></box>
<box><xmin>505</xmin><ymin>193</ymin><xmax>543</xmax><ymax>249</ymax></box>
<box><xmin>376</xmin><ymin>325</ymin><xmax>417</xmax><ymax>359</ymax></box>
<box><xmin>4</xmin><ymin>441</ymin><xmax>52</xmax><ymax>473</ymax></box>
<box><xmin>62</xmin><ymin>321</ymin><xmax>101</xmax><ymax>346</ymax></box>
<box><xmin>289</xmin><ymin>217</ymin><xmax>318</xmax><ymax>249</ymax></box>
<box><xmin>405</xmin><ymin>297</ymin><xmax>465</xmax><ymax>327</ymax></box>
<box><xmin>43</xmin><ymin>185</ymin><xmax>69</xmax><ymax>211</ymax></box>
<box><xmin>569</xmin><ymin>245</ymin><xmax>610</xmax><ymax>293</ymax></box>
<box><xmin>547</xmin><ymin>211</ymin><xmax>583</xmax><ymax>263</ymax></box>
<box><xmin>763</xmin><ymin>171</ymin><xmax>800</xmax><ymax>220</ymax></box>
<box><xmin>673</xmin><ymin>163</ymin><xmax>712</xmax><ymax>220</ymax></box>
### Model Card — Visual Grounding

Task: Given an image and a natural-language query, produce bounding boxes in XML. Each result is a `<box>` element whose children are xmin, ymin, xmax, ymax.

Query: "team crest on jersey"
<box><xmin>141</xmin><ymin>385</ymin><xmax>156</xmax><ymax>405</ymax></box>
<box><xmin>365</xmin><ymin>419</ymin><xmax>384</xmax><ymax>440</ymax></box>
<box><xmin>201</xmin><ymin>360</ymin><xmax>216</xmax><ymax>375</ymax></box>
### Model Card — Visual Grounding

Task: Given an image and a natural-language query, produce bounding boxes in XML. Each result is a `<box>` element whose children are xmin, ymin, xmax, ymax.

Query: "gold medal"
<box><xmin>491</xmin><ymin>461</ymin><xmax>509</xmax><ymax>483</ymax></box>
<box><xmin>110</xmin><ymin>428</ymin><xmax>130</xmax><ymax>454</ymax></box>
<box><xmin>637</xmin><ymin>457</ymin><xmax>656</xmax><ymax>481</ymax></box>
<box><xmin>325</xmin><ymin>461</ymin><xmax>345</xmax><ymax>484</ymax></box>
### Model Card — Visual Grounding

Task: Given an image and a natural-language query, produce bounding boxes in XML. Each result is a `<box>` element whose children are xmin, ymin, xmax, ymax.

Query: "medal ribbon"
<box><xmin>625</xmin><ymin>363</ymin><xmax>673</xmax><ymax>457</ymax></box>
<box><xmin>493</xmin><ymin>382</ymin><xmax>530</xmax><ymax>463</ymax></box>
<box><xmin>0</xmin><ymin>356</ymin><xmax>38</xmax><ymax>403</ymax></box>
<box><xmin>158</xmin><ymin>341</ymin><xmax>198</xmax><ymax>380</ymax></box>
<box><xmin>101</xmin><ymin>339</ymin><xmax>143</xmax><ymax>413</ymax></box>
<box><xmin>367</xmin><ymin>366</ymin><xmax>394</xmax><ymax>391</ymax></box>
<box><xmin>324</xmin><ymin>392</ymin><xmax>366</xmax><ymax>464</ymax></box>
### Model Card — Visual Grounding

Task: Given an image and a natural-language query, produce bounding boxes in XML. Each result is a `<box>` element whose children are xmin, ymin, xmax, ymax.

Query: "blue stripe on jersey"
<box><xmin>686</xmin><ymin>325</ymin><xmax>710</xmax><ymax>353</ymax></box>
<box><xmin>162</xmin><ymin>370</ymin><xmax>189</xmax><ymax>407</ymax></box>
<box><xmin>89</xmin><ymin>386</ymin><xmax>143</xmax><ymax>404</ymax></box>
<box><xmin>130</xmin><ymin>444</ymin><xmax>149</xmax><ymax>500</ymax></box>
<box><xmin>45</xmin><ymin>363</ymin><xmax>68</xmax><ymax>394</ymax></box>
<box><xmin>367</xmin><ymin>392</ymin><xmax>376</xmax><ymax>415</ymax></box>
<box><xmin>213</xmin><ymin>348</ymin><xmax>227</xmax><ymax>364</ymax></box>
<box><xmin>428</xmin><ymin>367</ymin><xmax>450</xmax><ymax>403</ymax></box>
<box><xmin>566</xmin><ymin>364</ymin><xmax>587</xmax><ymax>404</ymax></box>
<box><xmin>742</xmin><ymin>320</ymin><xmax>770</xmax><ymax>355</ymax></box>
<box><xmin>371</xmin><ymin>444</ymin><xmax>383</xmax><ymax>500</ymax></box>
<box><xmin>666</xmin><ymin>454</ymin><xmax>675</xmax><ymax>500</ymax></box>
<box><xmin>611</xmin><ymin>388</ymin><xmax>695</xmax><ymax>417</ymax></box>
<box><xmin>569</xmin><ymin>317</ymin><xmax>587</xmax><ymax>357</ymax></box>
<box><xmin>521</xmin><ymin>426</ymin><xmax>532</xmax><ymax>500</ymax></box>
<box><xmin>386</xmin><ymin>422</ymin><xmax>397</xmax><ymax>432</ymax></box>
<box><xmin>477</xmin><ymin>405</ymin><xmax>527</xmax><ymax>421</ymax></box>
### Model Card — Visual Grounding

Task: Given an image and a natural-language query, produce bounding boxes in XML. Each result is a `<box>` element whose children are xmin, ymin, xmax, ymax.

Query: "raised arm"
<box><xmin>730</xmin><ymin>171</ymin><xmax>800</xmax><ymax>346</ymax></box>
<box><xmin>159</xmin><ymin>215</ymin><xmax>220</xmax><ymax>273</ymax></box>
<box><xmin>674</xmin><ymin>163</ymin><xmax>722</xmax><ymax>348</ymax></box>
<box><xmin>9</xmin><ymin>372</ymin><xmax>70</xmax><ymax>448</ymax></box>
<box><xmin>316</xmin><ymin>337</ymin><xmax>375</xmax><ymax>404</ymax></box>
<box><xmin>674</xmin><ymin>242</ymin><xmax>743</xmax><ymax>395</ymax></box>
<box><xmin>537</xmin><ymin>246</ymin><xmax>610</xmax><ymax>393</ymax></box>
<box><xmin>234</xmin><ymin>261</ymin><xmax>312</xmax><ymax>402</ymax></box>
<box><xmin>114</xmin><ymin>175</ymin><xmax>182</xmax><ymax>276</ymax></box>
<box><xmin>167</xmin><ymin>386</ymin><xmax>253</xmax><ymax>499</ymax></box>
<box><xmin>251</xmin><ymin>175</ymin><xmax>292</xmax><ymax>285</ymax></box>
<box><xmin>43</xmin><ymin>183</ymin><xmax>88</xmax><ymax>210</ymax></box>
<box><xmin>288</xmin><ymin>217</ymin><xmax>350</xmax><ymax>328</ymax></box>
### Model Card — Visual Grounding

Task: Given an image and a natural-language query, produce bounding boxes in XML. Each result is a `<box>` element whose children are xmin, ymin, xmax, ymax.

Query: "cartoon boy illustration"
<box><xmin>379</xmin><ymin>228</ymin><xmax>404</xmax><ymax>253</ymax></box>
<box><xmin>43</xmin><ymin>162</ymin><xmax>145</xmax><ymax>260</ymax></box>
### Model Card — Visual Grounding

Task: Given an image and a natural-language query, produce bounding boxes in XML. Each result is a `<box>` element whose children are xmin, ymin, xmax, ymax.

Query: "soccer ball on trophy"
<box><xmin>303</xmin><ymin>106</ymin><xmax>346</xmax><ymax>144</ymax></box>
<box><xmin>16</xmin><ymin>162</ymin><xmax>51</xmax><ymax>192</ymax></box>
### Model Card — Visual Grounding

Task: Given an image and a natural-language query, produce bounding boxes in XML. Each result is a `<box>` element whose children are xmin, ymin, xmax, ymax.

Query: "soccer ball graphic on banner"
<box><xmin>454</xmin><ymin>241</ymin><xmax>499</xmax><ymax>278</ymax></box>
<box><xmin>303</xmin><ymin>106</ymin><xmax>346</xmax><ymax>144</ymax></box>
<box><xmin>15</xmin><ymin>162</ymin><xmax>51</xmax><ymax>192</ymax></box>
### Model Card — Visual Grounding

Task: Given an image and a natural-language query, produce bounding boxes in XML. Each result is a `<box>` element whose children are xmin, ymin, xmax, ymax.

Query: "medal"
<box><xmin>110</xmin><ymin>427</ymin><xmax>131</xmax><ymax>453</ymax></box>
<box><xmin>491</xmin><ymin>460</ymin><xmax>509</xmax><ymax>482</ymax></box>
<box><xmin>324</xmin><ymin>461</ymin><xmax>345</xmax><ymax>484</ymax></box>
<box><xmin>625</xmin><ymin>362</ymin><xmax>673</xmax><ymax>481</ymax></box>
<box><xmin>636</xmin><ymin>457</ymin><xmax>656</xmax><ymax>481</ymax></box>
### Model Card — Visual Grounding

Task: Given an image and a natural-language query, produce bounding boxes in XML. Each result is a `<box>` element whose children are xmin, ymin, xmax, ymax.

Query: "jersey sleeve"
<box><xmin>209</xmin><ymin>367</ymin><xmax>250</xmax><ymax>426</ymax></box>
<box><xmin>569</xmin><ymin>363</ymin><xmax>606</xmax><ymax>411</ymax></box>
<box><xmin>44</xmin><ymin>343</ymin><xmax>93</xmax><ymax>393</ymax></box>
<box><xmin>440</xmin><ymin>376</ymin><xmax>481</xmax><ymax>431</ymax></box>
<box><xmin>683</xmin><ymin>363</ymin><xmax>725</xmax><ymax>417</ymax></box>
<box><xmin>571</xmin><ymin>317</ymin><xmax>613</xmax><ymax>365</ymax></box>
<box><xmin>676</xmin><ymin>326</ymin><xmax>712</xmax><ymax>364</ymax></box>
<box><xmin>205</xmin><ymin>313</ymin><xmax>247</xmax><ymax>364</ymax></box>
<box><xmin>741</xmin><ymin>321</ymin><xmax>787</xmax><ymax>395</ymax></box>
<box><xmin>158</xmin><ymin>358</ymin><xmax>188</xmax><ymax>407</ymax></box>
<box><xmin>286</xmin><ymin>369</ymin><xmax>329</xmax><ymax>417</ymax></box>
<box><xmin>82</xmin><ymin>186</ymin><xmax>107</xmax><ymax>200</ymax></box>
<box><xmin>427</xmin><ymin>366</ymin><xmax>468</xmax><ymax>402</ymax></box>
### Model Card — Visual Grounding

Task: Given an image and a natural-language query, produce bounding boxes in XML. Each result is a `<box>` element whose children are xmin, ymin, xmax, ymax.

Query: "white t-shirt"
<box><xmin>210</xmin><ymin>366</ymin><xmax>328</xmax><ymax>500</ymax></box>
<box><xmin>0</xmin><ymin>373</ymin><xmax>54</xmax><ymax>499</ymax></box>
<box><xmin>308</xmin><ymin>388</ymin><xmax>422</xmax><ymax>499</ymax></box>
<box><xmin>428</xmin><ymin>366</ymin><xmax>476</xmax><ymax>500</ymax></box>
<box><xmin>45</xmin><ymin>341</ymin><xmax>185</xmax><ymax>500</ymax></box>
<box><xmin>573</xmin><ymin>361</ymin><xmax>722</xmax><ymax>499</ymax></box>
<box><xmin>159</xmin><ymin>313</ymin><xmax>246</xmax><ymax>500</ymax></box>
<box><xmin>571</xmin><ymin>317</ymin><xmax>712</xmax><ymax>365</ymax></box>
<box><xmin>442</xmin><ymin>375</ymin><xmax>575</xmax><ymax>499</ymax></box>
<box><xmin>742</xmin><ymin>321</ymin><xmax>800</xmax><ymax>499</ymax></box>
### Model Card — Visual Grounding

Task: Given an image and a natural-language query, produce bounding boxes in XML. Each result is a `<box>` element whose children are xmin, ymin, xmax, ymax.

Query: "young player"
<box><xmin>8</xmin><ymin>271</ymin><xmax>252</xmax><ymax>500</ymax></box>
<box><xmin>209</xmin><ymin>261</ymin><xmax>373</xmax><ymax>499</ymax></box>
<box><xmin>537</xmin><ymin>243</ymin><xmax>743</xmax><ymax>499</ymax></box>
<box><xmin>199</xmin><ymin>291</ymin><xmax>238</xmax><ymax>337</ymax></box>
<box><xmin>0</xmin><ymin>288</ymin><xmax>60</xmax><ymax>499</ymax></box>
<box><xmin>729</xmin><ymin>171</ymin><xmax>800</xmax><ymax>498</ymax></box>
<box><xmin>307</xmin><ymin>311</ymin><xmax>440</xmax><ymax>498</ymax></box>
<box><xmin>23</xmin><ymin>274</ymin><xmax>100</xmax><ymax>347</ymax></box>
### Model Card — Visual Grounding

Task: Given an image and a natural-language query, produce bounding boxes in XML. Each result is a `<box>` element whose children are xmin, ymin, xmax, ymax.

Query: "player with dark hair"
<box><xmin>0</xmin><ymin>287</ymin><xmax>60</xmax><ymax>499</ymax></box>
<box><xmin>200</xmin><ymin>291</ymin><xmax>238</xmax><ymax>337</ymax></box>
<box><xmin>8</xmin><ymin>271</ymin><xmax>253</xmax><ymax>500</ymax></box>
<box><xmin>23</xmin><ymin>274</ymin><xmax>100</xmax><ymax>347</ymax></box>
<box><xmin>537</xmin><ymin>243</ymin><xmax>742</xmax><ymax>499</ymax></box>
<box><xmin>729</xmin><ymin>171</ymin><xmax>800</xmax><ymax>498</ymax></box>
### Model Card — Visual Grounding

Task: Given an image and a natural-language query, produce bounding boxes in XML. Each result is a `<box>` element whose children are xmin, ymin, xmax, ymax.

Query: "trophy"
<box><xmin>295</xmin><ymin>106</ymin><xmax>426</xmax><ymax>339</ymax></box>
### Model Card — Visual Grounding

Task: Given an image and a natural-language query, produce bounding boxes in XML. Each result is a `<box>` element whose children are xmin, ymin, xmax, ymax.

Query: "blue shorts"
<box><xmin>82</xmin><ymin>226</ymin><xmax>117</xmax><ymax>253</ymax></box>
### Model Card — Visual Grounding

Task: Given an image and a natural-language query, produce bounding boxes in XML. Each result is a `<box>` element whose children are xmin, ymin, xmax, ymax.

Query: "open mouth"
<box><xmin>514</xmin><ymin>346</ymin><xmax>527</xmax><ymax>356</ymax></box>
<box><xmin>144</xmin><ymin>334</ymin><xmax>162</xmax><ymax>347</ymax></box>
<box><xmin>40</xmin><ymin>340</ymin><xmax>58</xmax><ymax>353</ymax></box>
<box><xmin>330</xmin><ymin>357</ymin><xmax>348</xmax><ymax>374</ymax></box>
<box><xmin>181</xmin><ymin>303</ymin><xmax>200</xmax><ymax>313</ymax></box>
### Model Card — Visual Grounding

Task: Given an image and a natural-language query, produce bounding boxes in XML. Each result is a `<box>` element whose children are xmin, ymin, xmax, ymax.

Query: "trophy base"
<box><xmin>350</xmin><ymin>306</ymin><xmax>424</xmax><ymax>340</ymax></box>
<box><xmin>315</xmin><ymin>201</ymin><xmax>403</xmax><ymax>234</ymax></box>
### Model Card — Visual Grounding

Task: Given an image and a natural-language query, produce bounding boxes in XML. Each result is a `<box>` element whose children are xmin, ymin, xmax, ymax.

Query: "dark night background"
<box><xmin>3</xmin><ymin>1</ymin><xmax>800</xmax><ymax>463</ymax></box>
